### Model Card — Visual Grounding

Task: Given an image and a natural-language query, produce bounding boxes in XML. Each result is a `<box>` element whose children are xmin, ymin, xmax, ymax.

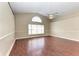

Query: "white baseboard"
<box><xmin>16</xmin><ymin>35</ymin><xmax>49</xmax><ymax>40</ymax></box>
<box><xmin>50</xmin><ymin>35</ymin><xmax>79</xmax><ymax>42</ymax></box>
<box><xmin>0</xmin><ymin>32</ymin><xmax>15</xmax><ymax>56</ymax></box>
<box><xmin>6</xmin><ymin>39</ymin><xmax>16</xmax><ymax>56</ymax></box>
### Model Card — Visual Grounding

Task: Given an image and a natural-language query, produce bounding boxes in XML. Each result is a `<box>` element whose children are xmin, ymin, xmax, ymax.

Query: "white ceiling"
<box><xmin>10</xmin><ymin>2</ymin><xmax>79</xmax><ymax>16</ymax></box>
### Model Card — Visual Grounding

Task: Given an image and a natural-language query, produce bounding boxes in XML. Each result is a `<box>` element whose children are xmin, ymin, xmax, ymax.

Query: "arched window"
<box><xmin>28</xmin><ymin>16</ymin><xmax>44</xmax><ymax>35</ymax></box>
<box><xmin>32</xmin><ymin>16</ymin><xmax>42</xmax><ymax>23</ymax></box>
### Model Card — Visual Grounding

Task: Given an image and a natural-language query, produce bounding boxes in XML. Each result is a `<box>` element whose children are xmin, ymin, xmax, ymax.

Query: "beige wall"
<box><xmin>0</xmin><ymin>2</ymin><xmax>15</xmax><ymax>55</ymax></box>
<box><xmin>15</xmin><ymin>13</ymin><xmax>50</xmax><ymax>39</ymax></box>
<box><xmin>50</xmin><ymin>12</ymin><xmax>79</xmax><ymax>41</ymax></box>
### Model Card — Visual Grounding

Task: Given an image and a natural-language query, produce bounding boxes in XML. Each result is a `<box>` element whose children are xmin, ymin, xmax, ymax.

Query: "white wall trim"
<box><xmin>50</xmin><ymin>35</ymin><xmax>79</xmax><ymax>42</ymax></box>
<box><xmin>16</xmin><ymin>35</ymin><xmax>49</xmax><ymax>39</ymax></box>
<box><xmin>6</xmin><ymin>39</ymin><xmax>16</xmax><ymax>56</ymax></box>
<box><xmin>0</xmin><ymin>32</ymin><xmax>15</xmax><ymax>56</ymax></box>
<box><xmin>0</xmin><ymin>32</ymin><xmax>14</xmax><ymax>40</ymax></box>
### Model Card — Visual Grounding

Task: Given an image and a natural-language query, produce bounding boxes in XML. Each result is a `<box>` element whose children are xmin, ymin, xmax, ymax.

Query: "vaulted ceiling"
<box><xmin>10</xmin><ymin>2</ymin><xmax>79</xmax><ymax>17</ymax></box>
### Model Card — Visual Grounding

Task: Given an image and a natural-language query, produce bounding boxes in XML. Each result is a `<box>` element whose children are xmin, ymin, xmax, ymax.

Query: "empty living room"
<box><xmin>1</xmin><ymin>1</ymin><xmax>79</xmax><ymax>57</ymax></box>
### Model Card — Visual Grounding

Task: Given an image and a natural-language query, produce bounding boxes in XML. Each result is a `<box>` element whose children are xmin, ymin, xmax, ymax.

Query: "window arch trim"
<box><xmin>32</xmin><ymin>16</ymin><xmax>42</xmax><ymax>23</ymax></box>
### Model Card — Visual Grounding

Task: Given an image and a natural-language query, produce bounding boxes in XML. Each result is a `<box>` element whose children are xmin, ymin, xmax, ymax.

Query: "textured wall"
<box><xmin>0</xmin><ymin>2</ymin><xmax>15</xmax><ymax>55</ymax></box>
<box><xmin>50</xmin><ymin>12</ymin><xmax>79</xmax><ymax>41</ymax></box>
<box><xmin>15</xmin><ymin>13</ymin><xmax>50</xmax><ymax>39</ymax></box>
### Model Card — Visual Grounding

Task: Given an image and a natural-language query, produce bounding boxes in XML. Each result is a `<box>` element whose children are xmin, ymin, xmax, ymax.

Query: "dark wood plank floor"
<box><xmin>10</xmin><ymin>36</ymin><xmax>79</xmax><ymax>56</ymax></box>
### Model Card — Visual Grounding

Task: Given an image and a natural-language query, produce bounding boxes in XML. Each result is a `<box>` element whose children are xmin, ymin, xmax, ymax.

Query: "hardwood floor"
<box><xmin>10</xmin><ymin>36</ymin><xmax>79</xmax><ymax>56</ymax></box>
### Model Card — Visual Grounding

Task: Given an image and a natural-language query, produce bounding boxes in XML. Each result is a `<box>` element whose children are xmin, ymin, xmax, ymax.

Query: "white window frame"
<box><xmin>28</xmin><ymin>24</ymin><xmax>44</xmax><ymax>35</ymax></box>
<box><xmin>32</xmin><ymin>16</ymin><xmax>42</xmax><ymax>23</ymax></box>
